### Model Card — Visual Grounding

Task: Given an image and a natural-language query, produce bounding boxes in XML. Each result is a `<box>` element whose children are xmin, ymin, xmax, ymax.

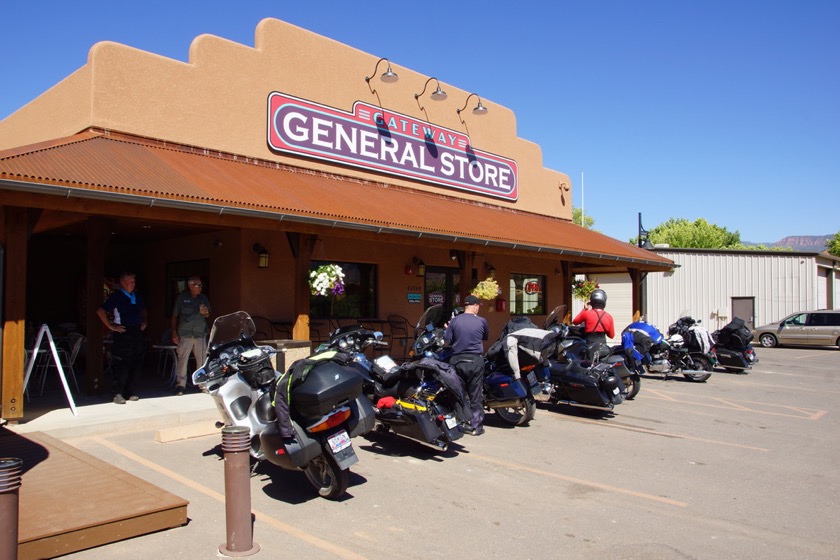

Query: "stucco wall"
<box><xmin>0</xmin><ymin>18</ymin><xmax>571</xmax><ymax>221</ymax></box>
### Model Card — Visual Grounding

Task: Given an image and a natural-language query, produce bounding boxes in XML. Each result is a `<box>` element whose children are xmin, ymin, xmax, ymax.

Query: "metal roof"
<box><xmin>0</xmin><ymin>129</ymin><xmax>673</xmax><ymax>270</ymax></box>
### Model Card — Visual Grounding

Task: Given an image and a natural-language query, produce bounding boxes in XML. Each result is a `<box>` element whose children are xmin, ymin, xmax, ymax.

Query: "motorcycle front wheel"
<box><xmin>303</xmin><ymin>453</ymin><xmax>348</xmax><ymax>500</ymax></box>
<box><xmin>495</xmin><ymin>397</ymin><xmax>536</xmax><ymax>426</ymax></box>
<box><xmin>683</xmin><ymin>355</ymin><xmax>713</xmax><ymax>382</ymax></box>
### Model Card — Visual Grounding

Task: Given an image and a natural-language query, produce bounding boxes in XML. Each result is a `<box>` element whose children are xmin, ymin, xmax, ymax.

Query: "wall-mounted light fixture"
<box><xmin>484</xmin><ymin>262</ymin><xmax>496</xmax><ymax>277</ymax></box>
<box><xmin>414</xmin><ymin>77</ymin><xmax>447</xmax><ymax>103</ymax></box>
<box><xmin>252</xmin><ymin>243</ymin><xmax>269</xmax><ymax>269</ymax></box>
<box><xmin>456</xmin><ymin>92</ymin><xmax>488</xmax><ymax>124</ymax></box>
<box><xmin>412</xmin><ymin>256</ymin><xmax>426</xmax><ymax>277</ymax></box>
<box><xmin>449</xmin><ymin>250</ymin><xmax>459</xmax><ymax>261</ymax></box>
<box><xmin>365</xmin><ymin>57</ymin><xmax>398</xmax><ymax>94</ymax></box>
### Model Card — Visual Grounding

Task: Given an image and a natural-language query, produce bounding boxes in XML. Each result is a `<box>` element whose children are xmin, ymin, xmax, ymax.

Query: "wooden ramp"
<box><xmin>1</xmin><ymin>428</ymin><xmax>188</xmax><ymax>559</ymax></box>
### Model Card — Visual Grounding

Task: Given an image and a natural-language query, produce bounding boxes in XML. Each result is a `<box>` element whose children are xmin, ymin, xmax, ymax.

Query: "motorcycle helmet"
<box><xmin>669</xmin><ymin>334</ymin><xmax>685</xmax><ymax>348</ymax></box>
<box><xmin>589</xmin><ymin>289</ymin><xmax>607</xmax><ymax>310</ymax></box>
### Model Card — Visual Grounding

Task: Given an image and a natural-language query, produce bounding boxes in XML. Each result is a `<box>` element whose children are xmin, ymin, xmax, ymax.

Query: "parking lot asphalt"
<box><xmin>11</xmin><ymin>346</ymin><xmax>840</xmax><ymax>559</ymax></box>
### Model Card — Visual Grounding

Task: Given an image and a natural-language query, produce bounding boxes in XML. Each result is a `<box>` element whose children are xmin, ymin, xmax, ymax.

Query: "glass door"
<box><xmin>424</xmin><ymin>267</ymin><xmax>461</xmax><ymax>312</ymax></box>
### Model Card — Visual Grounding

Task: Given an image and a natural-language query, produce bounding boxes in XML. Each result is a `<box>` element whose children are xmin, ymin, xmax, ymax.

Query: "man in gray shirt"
<box><xmin>444</xmin><ymin>294</ymin><xmax>489</xmax><ymax>435</ymax></box>
<box><xmin>171</xmin><ymin>276</ymin><xmax>211</xmax><ymax>395</ymax></box>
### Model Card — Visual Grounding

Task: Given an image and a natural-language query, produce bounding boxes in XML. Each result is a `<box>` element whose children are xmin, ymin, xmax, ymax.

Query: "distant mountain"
<box><xmin>748</xmin><ymin>235</ymin><xmax>832</xmax><ymax>252</ymax></box>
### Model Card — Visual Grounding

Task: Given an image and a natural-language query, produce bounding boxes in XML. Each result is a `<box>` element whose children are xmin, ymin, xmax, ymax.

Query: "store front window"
<box><xmin>509</xmin><ymin>273</ymin><xmax>546</xmax><ymax>315</ymax></box>
<box><xmin>310</xmin><ymin>261</ymin><xmax>377</xmax><ymax>319</ymax></box>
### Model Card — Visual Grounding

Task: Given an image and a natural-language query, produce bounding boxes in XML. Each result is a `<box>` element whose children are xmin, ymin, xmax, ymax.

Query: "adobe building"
<box><xmin>0</xmin><ymin>18</ymin><xmax>672</xmax><ymax>420</ymax></box>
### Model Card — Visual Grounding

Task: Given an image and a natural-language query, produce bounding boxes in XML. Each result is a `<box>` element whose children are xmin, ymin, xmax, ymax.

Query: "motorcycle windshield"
<box><xmin>414</xmin><ymin>304</ymin><xmax>448</xmax><ymax>337</ymax></box>
<box><xmin>207</xmin><ymin>311</ymin><xmax>257</xmax><ymax>347</ymax></box>
<box><xmin>544</xmin><ymin>305</ymin><xmax>568</xmax><ymax>330</ymax></box>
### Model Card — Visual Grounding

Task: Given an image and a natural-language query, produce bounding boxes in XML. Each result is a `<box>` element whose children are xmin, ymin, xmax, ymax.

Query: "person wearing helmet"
<box><xmin>572</xmin><ymin>288</ymin><xmax>615</xmax><ymax>359</ymax></box>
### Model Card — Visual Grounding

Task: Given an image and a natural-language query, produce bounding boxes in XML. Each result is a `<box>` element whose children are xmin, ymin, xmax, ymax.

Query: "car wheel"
<box><xmin>758</xmin><ymin>333</ymin><xmax>778</xmax><ymax>348</ymax></box>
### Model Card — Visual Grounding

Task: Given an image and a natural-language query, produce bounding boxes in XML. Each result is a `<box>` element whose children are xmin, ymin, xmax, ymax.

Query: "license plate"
<box><xmin>327</xmin><ymin>430</ymin><xmax>352</xmax><ymax>453</ymax></box>
<box><xmin>444</xmin><ymin>415</ymin><xmax>458</xmax><ymax>429</ymax></box>
<box><xmin>613</xmin><ymin>387</ymin><xmax>620</xmax><ymax>395</ymax></box>
<box><xmin>527</xmin><ymin>371</ymin><xmax>538</xmax><ymax>386</ymax></box>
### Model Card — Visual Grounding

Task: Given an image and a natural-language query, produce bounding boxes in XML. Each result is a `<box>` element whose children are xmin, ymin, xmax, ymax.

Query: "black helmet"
<box><xmin>589</xmin><ymin>289</ymin><xmax>607</xmax><ymax>309</ymax></box>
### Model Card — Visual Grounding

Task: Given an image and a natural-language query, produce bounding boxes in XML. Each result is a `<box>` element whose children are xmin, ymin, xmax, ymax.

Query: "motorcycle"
<box><xmin>667</xmin><ymin>315</ymin><xmax>721</xmax><ymax>370</ymax></box>
<box><xmin>543</xmin><ymin>306</ymin><xmax>641</xmax><ymax>401</ymax></box>
<box><xmin>623</xmin><ymin>320</ymin><xmax>713</xmax><ymax>382</ymax></box>
<box><xmin>192</xmin><ymin>311</ymin><xmax>375</xmax><ymax>500</ymax></box>
<box><xmin>711</xmin><ymin>317</ymin><xmax>758</xmax><ymax>374</ymax></box>
<box><xmin>415</xmin><ymin>304</ymin><xmax>541</xmax><ymax>427</ymax></box>
<box><xmin>320</xmin><ymin>322</ymin><xmax>465</xmax><ymax>452</ymax></box>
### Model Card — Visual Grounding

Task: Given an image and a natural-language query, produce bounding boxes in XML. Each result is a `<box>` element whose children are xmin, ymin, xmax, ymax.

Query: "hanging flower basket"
<box><xmin>472</xmin><ymin>277</ymin><xmax>500</xmax><ymax>301</ymax></box>
<box><xmin>572</xmin><ymin>277</ymin><xmax>599</xmax><ymax>301</ymax></box>
<box><xmin>309</xmin><ymin>264</ymin><xmax>346</xmax><ymax>297</ymax></box>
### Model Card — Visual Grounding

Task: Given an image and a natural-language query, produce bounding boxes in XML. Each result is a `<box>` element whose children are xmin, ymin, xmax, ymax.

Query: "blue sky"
<box><xmin>1</xmin><ymin>1</ymin><xmax>837</xmax><ymax>243</ymax></box>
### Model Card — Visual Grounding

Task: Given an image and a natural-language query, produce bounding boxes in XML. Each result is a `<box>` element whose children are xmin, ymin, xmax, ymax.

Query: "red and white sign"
<box><xmin>268</xmin><ymin>92</ymin><xmax>518</xmax><ymax>201</ymax></box>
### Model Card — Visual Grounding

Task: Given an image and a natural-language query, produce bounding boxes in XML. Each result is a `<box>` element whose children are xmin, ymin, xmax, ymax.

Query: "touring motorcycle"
<box><xmin>192</xmin><ymin>311</ymin><xmax>375</xmax><ymax>499</ymax></box>
<box><xmin>319</xmin><ymin>322</ymin><xmax>466</xmax><ymax>451</ymax></box>
<box><xmin>414</xmin><ymin>304</ymin><xmax>541</xmax><ymax>426</ymax></box>
<box><xmin>711</xmin><ymin>317</ymin><xmax>758</xmax><ymax>373</ymax></box>
<box><xmin>622</xmin><ymin>319</ymin><xmax>713</xmax><ymax>382</ymax></box>
<box><xmin>542</xmin><ymin>305</ymin><xmax>639</xmax><ymax>401</ymax></box>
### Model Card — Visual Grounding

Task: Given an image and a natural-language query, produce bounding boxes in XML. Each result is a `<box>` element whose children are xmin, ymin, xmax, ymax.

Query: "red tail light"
<box><xmin>308</xmin><ymin>407</ymin><xmax>352</xmax><ymax>433</ymax></box>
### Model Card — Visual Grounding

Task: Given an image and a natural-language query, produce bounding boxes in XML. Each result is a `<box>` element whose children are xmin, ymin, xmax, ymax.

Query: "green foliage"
<box><xmin>648</xmin><ymin>218</ymin><xmax>741</xmax><ymax>249</ymax></box>
<box><xmin>827</xmin><ymin>231</ymin><xmax>840</xmax><ymax>257</ymax></box>
<box><xmin>572</xmin><ymin>207</ymin><xmax>595</xmax><ymax>229</ymax></box>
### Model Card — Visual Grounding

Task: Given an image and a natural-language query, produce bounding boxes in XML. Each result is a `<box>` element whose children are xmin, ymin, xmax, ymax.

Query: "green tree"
<box><xmin>572</xmin><ymin>207</ymin><xmax>595</xmax><ymax>229</ymax></box>
<box><xmin>827</xmin><ymin>231</ymin><xmax>840</xmax><ymax>257</ymax></box>
<box><xmin>647</xmin><ymin>218</ymin><xmax>741</xmax><ymax>248</ymax></box>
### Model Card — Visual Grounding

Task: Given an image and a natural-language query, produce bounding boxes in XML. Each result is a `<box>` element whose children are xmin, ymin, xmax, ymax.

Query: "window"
<box><xmin>509</xmin><ymin>273</ymin><xmax>546</xmax><ymax>315</ymax></box>
<box><xmin>309</xmin><ymin>261</ymin><xmax>377</xmax><ymax>319</ymax></box>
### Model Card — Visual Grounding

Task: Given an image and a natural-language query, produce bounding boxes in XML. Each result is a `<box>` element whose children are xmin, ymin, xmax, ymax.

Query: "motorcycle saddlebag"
<box><xmin>291</xmin><ymin>361</ymin><xmax>364</xmax><ymax>419</ymax></box>
<box><xmin>378</xmin><ymin>402</ymin><xmax>451</xmax><ymax>444</ymax></box>
<box><xmin>484</xmin><ymin>371</ymin><xmax>529</xmax><ymax>400</ymax></box>
<box><xmin>548</xmin><ymin>362</ymin><xmax>611</xmax><ymax>408</ymax></box>
<box><xmin>260</xmin><ymin>419</ymin><xmax>321</xmax><ymax>469</ymax></box>
<box><xmin>345</xmin><ymin>395</ymin><xmax>376</xmax><ymax>438</ymax></box>
<box><xmin>715</xmin><ymin>347</ymin><xmax>749</xmax><ymax>369</ymax></box>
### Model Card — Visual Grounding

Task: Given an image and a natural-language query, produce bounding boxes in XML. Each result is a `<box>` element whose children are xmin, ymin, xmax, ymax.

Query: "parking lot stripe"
<box><xmin>91</xmin><ymin>436</ymin><xmax>369</xmax><ymax>560</ymax></box>
<box><xmin>465</xmin><ymin>452</ymin><xmax>688</xmax><ymax>507</ymax></box>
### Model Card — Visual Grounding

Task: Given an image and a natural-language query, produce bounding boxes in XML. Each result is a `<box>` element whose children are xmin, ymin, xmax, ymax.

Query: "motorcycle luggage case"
<box><xmin>346</xmin><ymin>395</ymin><xmax>376</xmax><ymax>438</ymax></box>
<box><xmin>484</xmin><ymin>371</ymin><xmax>529</xmax><ymax>400</ymax></box>
<box><xmin>715</xmin><ymin>347</ymin><xmax>749</xmax><ymax>369</ymax></box>
<box><xmin>379</xmin><ymin>403</ymin><xmax>459</xmax><ymax>445</ymax></box>
<box><xmin>292</xmin><ymin>362</ymin><xmax>364</xmax><ymax>419</ymax></box>
<box><xmin>260</xmin><ymin>419</ymin><xmax>321</xmax><ymax>470</ymax></box>
<box><xmin>548</xmin><ymin>362</ymin><xmax>611</xmax><ymax>408</ymax></box>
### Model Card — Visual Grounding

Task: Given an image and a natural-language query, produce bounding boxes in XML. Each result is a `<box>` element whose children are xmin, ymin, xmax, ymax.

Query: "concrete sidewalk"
<box><xmin>6</xmin><ymin>392</ymin><xmax>219</xmax><ymax>440</ymax></box>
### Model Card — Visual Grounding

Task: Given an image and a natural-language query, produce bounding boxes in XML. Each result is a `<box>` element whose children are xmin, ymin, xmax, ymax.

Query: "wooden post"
<box><xmin>1</xmin><ymin>207</ymin><xmax>30</xmax><ymax>421</ymax></box>
<box><xmin>288</xmin><ymin>233</ymin><xmax>317</xmax><ymax>341</ymax></box>
<box><xmin>85</xmin><ymin>218</ymin><xmax>109</xmax><ymax>394</ymax></box>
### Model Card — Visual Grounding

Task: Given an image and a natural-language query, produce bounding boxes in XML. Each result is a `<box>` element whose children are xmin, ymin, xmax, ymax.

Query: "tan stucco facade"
<box><xmin>0</xmin><ymin>18</ymin><xmax>572</xmax><ymax>220</ymax></box>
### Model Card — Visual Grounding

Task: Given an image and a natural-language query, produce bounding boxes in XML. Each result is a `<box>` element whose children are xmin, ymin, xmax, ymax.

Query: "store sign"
<box><xmin>267</xmin><ymin>92</ymin><xmax>518</xmax><ymax>201</ymax></box>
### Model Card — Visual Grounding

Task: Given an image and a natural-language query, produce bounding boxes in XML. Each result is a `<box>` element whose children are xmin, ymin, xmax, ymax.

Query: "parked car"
<box><xmin>752</xmin><ymin>310</ymin><xmax>840</xmax><ymax>348</ymax></box>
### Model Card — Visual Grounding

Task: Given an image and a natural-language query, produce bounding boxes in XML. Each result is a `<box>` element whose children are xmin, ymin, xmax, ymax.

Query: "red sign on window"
<box><xmin>524</xmin><ymin>281</ymin><xmax>541</xmax><ymax>295</ymax></box>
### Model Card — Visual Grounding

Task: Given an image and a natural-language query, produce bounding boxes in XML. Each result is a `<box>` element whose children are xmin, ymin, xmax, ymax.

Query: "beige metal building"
<box><xmin>642</xmin><ymin>248</ymin><xmax>840</xmax><ymax>334</ymax></box>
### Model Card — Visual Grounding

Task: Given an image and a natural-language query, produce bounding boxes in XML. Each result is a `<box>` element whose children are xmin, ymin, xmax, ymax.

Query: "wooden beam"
<box><xmin>85</xmin><ymin>218</ymin><xmax>111</xmax><ymax>394</ymax></box>
<box><xmin>291</xmin><ymin>234</ymin><xmax>317</xmax><ymax>341</ymax></box>
<box><xmin>1</xmin><ymin>206</ymin><xmax>31</xmax><ymax>420</ymax></box>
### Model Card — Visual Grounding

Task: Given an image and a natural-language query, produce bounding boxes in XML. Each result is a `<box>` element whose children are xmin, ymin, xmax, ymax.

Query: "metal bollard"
<box><xmin>0</xmin><ymin>457</ymin><xmax>23</xmax><ymax>560</ymax></box>
<box><xmin>218</xmin><ymin>426</ymin><xmax>260</xmax><ymax>557</ymax></box>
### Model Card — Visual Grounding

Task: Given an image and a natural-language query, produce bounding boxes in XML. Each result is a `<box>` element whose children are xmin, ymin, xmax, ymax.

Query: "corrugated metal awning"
<box><xmin>0</xmin><ymin>129</ymin><xmax>673</xmax><ymax>270</ymax></box>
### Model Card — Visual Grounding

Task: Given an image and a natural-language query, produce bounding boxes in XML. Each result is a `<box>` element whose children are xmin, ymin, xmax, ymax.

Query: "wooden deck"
<box><xmin>1</xmin><ymin>428</ymin><xmax>188</xmax><ymax>559</ymax></box>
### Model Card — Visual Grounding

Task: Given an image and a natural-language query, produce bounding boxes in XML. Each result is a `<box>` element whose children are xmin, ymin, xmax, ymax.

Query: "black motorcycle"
<box><xmin>544</xmin><ymin>305</ymin><xmax>641</xmax><ymax>401</ymax></box>
<box><xmin>667</xmin><ymin>316</ymin><xmax>721</xmax><ymax>371</ymax></box>
<box><xmin>711</xmin><ymin>317</ymin><xmax>758</xmax><ymax>374</ymax></box>
<box><xmin>321</xmin><ymin>322</ymin><xmax>466</xmax><ymax>452</ymax></box>
<box><xmin>193</xmin><ymin>311</ymin><xmax>375</xmax><ymax>500</ymax></box>
<box><xmin>414</xmin><ymin>305</ymin><xmax>541</xmax><ymax>427</ymax></box>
